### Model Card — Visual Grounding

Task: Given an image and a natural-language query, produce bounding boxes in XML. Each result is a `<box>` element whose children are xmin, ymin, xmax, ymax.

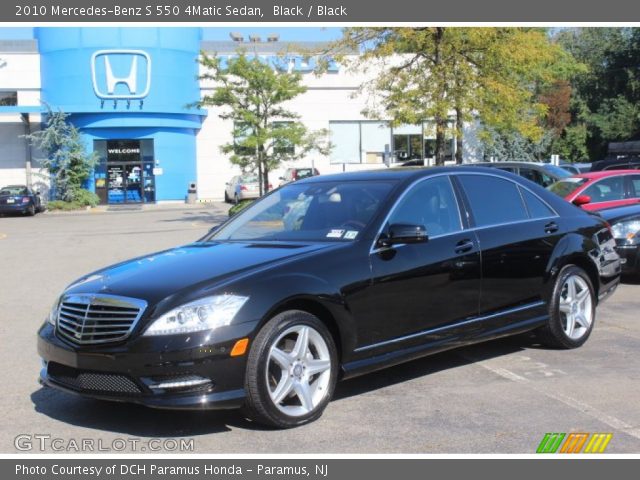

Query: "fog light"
<box><xmin>148</xmin><ymin>375</ymin><xmax>212</xmax><ymax>391</ymax></box>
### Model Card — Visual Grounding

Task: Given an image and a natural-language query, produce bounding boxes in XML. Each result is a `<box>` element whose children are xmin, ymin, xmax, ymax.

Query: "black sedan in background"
<box><xmin>599</xmin><ymin>204</ymin><xmax>640</xmax><ymax>276</ymax></box>
<box><xmin>465</xmin><ymin>161</ymin><xmax>572</xmax><ymax>188</ymax></box>
<box><xmin>0</xmin><ymin>185</ymin><xmax>44</xmax><ymax>216</ymax></box>
<box><xmin>38</xmin><ymin>167</ymin><xmax>621</xmax><ymax>428</ymax></box>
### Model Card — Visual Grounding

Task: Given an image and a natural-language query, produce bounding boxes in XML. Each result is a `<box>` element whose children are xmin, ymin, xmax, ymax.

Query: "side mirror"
<box><xmin>573</xmin><ymin>194</ymin><xmax>591</xmax><ymax>206</ymax></box>
<box><xmin>35</xmin><ymin>191</ymin><xmax>40</xmax><ymax>195</ymax></box>
<box><xmin>378</xmin><ymin>223</ymin><xmax>428</xmax><ymax>247</ymax></box>
<box><xmin>279</xmin><ymin>177</ymin><xmax>285</xmax><ymax>181</ymax></box>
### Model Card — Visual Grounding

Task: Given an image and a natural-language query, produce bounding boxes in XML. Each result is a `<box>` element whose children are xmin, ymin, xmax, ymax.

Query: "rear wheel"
<box><xmin>244</xmin><ymin>310</ymin><xmax>338</xmax><ymax>428</ymax></box>
<box><xmin>224</xmin><ymin>191</ymin><xmax>230</xmax><ymax>203</ymax></box>
<box><xmin>538</xmin><ymin>265</ymin><xmax>595</xmax><ymax>348</ymax></box>
<box><xmin>26</xmin><ymin>205</ymin><xmax>35</xmax><ymax>216</ymax></box>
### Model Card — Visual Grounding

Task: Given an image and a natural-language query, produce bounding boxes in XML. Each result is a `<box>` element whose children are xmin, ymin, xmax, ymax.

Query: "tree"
<box><xmin>198</xmin><ymin>52</ymin><xmax>331</xmax><ymax>194</ymax></box>
<box><xmin>326</xmin><ymin>28</ymin><xmax>577</xmax><ymax>164</ymax></box>
<box><xmin>23</xmin><ymin>107</ymin><xmax>97</xmax><ymax>202</ymax></box>
<box><xmin>556</xmin><ymin>28</ymin><xmax>640</xmax><ymax>159</ymax></box>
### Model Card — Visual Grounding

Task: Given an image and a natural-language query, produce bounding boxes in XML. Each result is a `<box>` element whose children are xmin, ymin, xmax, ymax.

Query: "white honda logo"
<box><xmin>91</xmin><ymin>50</ymin><xmax>151</xmax><ymax>100</ymax></box>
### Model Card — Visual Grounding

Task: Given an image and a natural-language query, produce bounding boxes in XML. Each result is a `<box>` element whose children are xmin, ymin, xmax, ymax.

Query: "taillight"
<box><xmin>292</xmin><ymin>171</ymin><xmax>298</xmax><ymax>180</ymax></box>
<box><xmin>21</xmin><ymin>197</ymin><xmax>30</xmax><ymax>204</ymax></box>
<box><xmin>240</xmin><ymin>185</ymin><xmax>248</xmax><ymax>191</ymax></box>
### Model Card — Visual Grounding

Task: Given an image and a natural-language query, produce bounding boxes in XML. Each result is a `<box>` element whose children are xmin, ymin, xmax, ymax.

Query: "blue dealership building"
<box><xmin>0</xmin><ymin>27</ymin><xmax>481</xmax><ymax>203</ymax></box>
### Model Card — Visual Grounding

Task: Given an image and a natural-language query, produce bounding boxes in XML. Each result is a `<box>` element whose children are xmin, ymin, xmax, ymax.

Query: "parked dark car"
<box><xmin>598</xmin><ymin>204</ymin><xmax>640</xmax><ymax>276</ymax></box>
<box><xmin>0</xmin><ymin>185</ymin><xmax>44</xmax><ymax>216</ymax></box>
<box><xmin>466</xmin><ymin>161</ymin><xmax>572</xmax><ymax>187</ymax></box>
<box><xmin>38</xmin><ymin>167</ymin><xmax>621</xmax><ymax>428</ymax></box>
<box><xmin>590</xmin><ymin>157</ymin><xmax>640</xmax><ymax>172</ymax></box>
<box><xmin>560</xmin><ymin>162</ymin><xmax>592</xmax><ymax>175</ymax></box>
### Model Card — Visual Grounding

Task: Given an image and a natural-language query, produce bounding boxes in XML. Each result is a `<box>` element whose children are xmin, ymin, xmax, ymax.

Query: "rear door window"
<box><xmin>629</xmin><ymin>175</ymin><xmax>640</xmax><ymax>197</ymax></box>
<box><xmin>458</xmin><ymin>175</ymin><xmax>528</xmax><ymax>227</ymax></box>
<box><xmin>520</xmin><ymin>187</ymin><xmax>556</xmax><ymax>219</ymax></box>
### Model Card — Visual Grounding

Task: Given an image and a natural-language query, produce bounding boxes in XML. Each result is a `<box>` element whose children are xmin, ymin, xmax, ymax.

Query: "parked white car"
<box><xmin>224</xmin><ymin>174</ymin><xmax>261</xmax><ymax>204</ymax></box>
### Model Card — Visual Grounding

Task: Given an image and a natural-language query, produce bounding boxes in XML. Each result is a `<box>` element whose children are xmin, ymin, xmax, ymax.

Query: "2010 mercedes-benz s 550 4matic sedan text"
<box><xmin>38</xmin><ymin>167</ymin><xmax>622</xmax><ymax>428</ymax></box>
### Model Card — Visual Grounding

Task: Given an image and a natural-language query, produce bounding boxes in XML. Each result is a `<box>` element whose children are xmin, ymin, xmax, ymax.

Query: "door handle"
<box><xmin>454</xmin><ymin>239</ymin><xmax>474</xmax><ymax>254</ymax></box>
<box><xmin>544</xmin><ymin>221</ymin><xmax>559</xmax><ymax>234</ymax></box>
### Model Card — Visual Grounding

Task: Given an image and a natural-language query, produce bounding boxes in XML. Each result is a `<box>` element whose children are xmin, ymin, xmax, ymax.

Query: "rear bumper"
<box><xmin>238</xmin><ymin>191</ymin><xmax>260</xmax><ymax>201</ymax></box>
<box><xmin>0</xmin><ymin>204</ymin><xmax>30</xmax><ymax>214</ymax></box>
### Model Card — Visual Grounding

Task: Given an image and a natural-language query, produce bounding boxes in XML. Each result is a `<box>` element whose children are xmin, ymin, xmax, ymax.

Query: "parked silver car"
<box><xmin>224</xmin><ymin>174</ymin><xmax>261</xmax><ymax>204</ymax></box>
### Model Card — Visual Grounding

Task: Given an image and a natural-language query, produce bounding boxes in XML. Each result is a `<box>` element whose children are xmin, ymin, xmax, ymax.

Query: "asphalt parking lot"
<box><xmin>1</xmin><ymin>205</ymin><xmax>639</xmax><ymax>453</ymax></box>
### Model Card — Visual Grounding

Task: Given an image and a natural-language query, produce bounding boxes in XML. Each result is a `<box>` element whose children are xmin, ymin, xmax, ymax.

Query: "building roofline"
<box><xmin>0</xmin><ymin>39</ymin><xmax>38</xmax><ymax>53</ymax></box>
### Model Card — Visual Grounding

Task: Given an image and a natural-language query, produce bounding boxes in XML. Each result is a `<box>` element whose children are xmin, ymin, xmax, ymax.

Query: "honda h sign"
<box><xmin>91</xmin><ymin>49</ymin><xmax>152</xmax><ymax>100</ymax></box>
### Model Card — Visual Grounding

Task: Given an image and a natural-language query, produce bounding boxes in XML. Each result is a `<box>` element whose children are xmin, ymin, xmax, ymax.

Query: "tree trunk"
<box><xmin>257</xmin><ymin>149</ymin><xmax>264</xmax><ymax>197</ymax></box>
<box><xmin>433</xmin><ymin>27</ymin><xmax>447</xmax><ymax>166</ymax></box>
<box><xmin>455</xmin><ymin>105</ymin><xmax>464</xmax><ymax>164</ymax></box>
<box><xmin>259</xmin><ymin>144</ymin><xmax>269</xmax><ymax>194</ymax></box>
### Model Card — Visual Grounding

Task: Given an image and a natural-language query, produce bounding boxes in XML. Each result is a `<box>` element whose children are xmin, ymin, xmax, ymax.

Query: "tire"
<box><xmin>26</xmin><ymin>205</ymin><xmax>35</xmax><ymax>216</ymax></box>
<box><xmin>537</xmin><ymin>265</ymin><xmax>596</xmax><ymax>349</ymax></box>
<box><xmin>244</xmin><ymin>310</ymin><xmax>339</xmax><ymax>428</ymax></box>
<box><xmin>224</xmin><ymin>191</ymin><xmax>230</xmax><ymax>203</ymax></box>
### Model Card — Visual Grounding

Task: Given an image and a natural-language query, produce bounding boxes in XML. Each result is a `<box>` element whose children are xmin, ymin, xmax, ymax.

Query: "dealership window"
<box><xmin>0</xmin><ymin>91</ymin><xmax>17</xmax><ymax>106</ymax></box>
<box><xmin>329</xmin><ymin>121</ymin><xmax>457</xmax><ymax>165</ymax></box>
<box><xmin>272</xmin><ymin>121</ymin><xmax>295</xmax><ymax>156</ymax></box>
<box><xmin>233</xmin><ymin>122</ymin><xmax>254</xmax><ymax>156</ymax></box>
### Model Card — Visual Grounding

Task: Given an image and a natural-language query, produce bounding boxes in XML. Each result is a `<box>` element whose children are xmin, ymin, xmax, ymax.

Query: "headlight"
<box><xmin>611</xmin><ymin>220</ymin><xmax>640</xmax><ymax>241</ymax></box>
<box><xmin>143</xmin><ymin>295</ymin><xmax>249</xmax><ymax>336</ymax></box>
<box><xmin>48</xmin><ymin>297</ymin><xmax>61</xmax><ymax>325</ymax></box>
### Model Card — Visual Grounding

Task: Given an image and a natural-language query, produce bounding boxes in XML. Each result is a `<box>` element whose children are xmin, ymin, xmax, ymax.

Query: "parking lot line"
<box><xmin>459</xmin><ymin>351</ymin><xmax>640</xmax><ymax>441</ymax></box>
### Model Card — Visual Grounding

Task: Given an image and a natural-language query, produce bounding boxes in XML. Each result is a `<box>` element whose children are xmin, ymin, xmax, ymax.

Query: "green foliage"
<box><xmin>72</xmin><ymin>188</ymin><xmax>100</xmax><ymax>207</ymax></box>
<box><xmin>46</xmin><ymin>189</ymin><xmax>100</xmax><ymax>211</ymax></box>
<box><xmin>228</xmin><ymin>199</ymin><xmax>253</xmax><ymax>217</ymax></box>
<box><xmin>23</xmin><ymin>107</ymin><xmax>98</xmax><ymax>201</ymax></box>
<box><xmin>555</xmin><ymin>28</ymin><xmax>640</xmax><ymax>159</ymax></box>
<box><xmin>329</xmin><ymin>28</ymin><xmax>578</xmax><ymax>164</ymax></box>
<box><xmin>198</xmin><ymin>52</ymin><xmax>331</xmax><ymax>194</ymax></box>
<box><xmin>483</xmin><ymin>127</ymin><xmax>554</xmax><ymax>162</ymax></box>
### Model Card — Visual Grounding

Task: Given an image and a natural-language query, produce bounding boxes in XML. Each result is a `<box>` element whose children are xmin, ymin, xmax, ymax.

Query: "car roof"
<box><xmin>466</xmin><ymin>161</ymin><xmax>550</xmax><ymax>167</ymax></box>
<box><xmin>296</xmin><ymin>165</ymin><xmax>524</xmax><ymax>184</ymax></box>
<box><xmin>572</xmin><ymin>169</ymin><xmax>639</xmax><ymax>180</ymax></box>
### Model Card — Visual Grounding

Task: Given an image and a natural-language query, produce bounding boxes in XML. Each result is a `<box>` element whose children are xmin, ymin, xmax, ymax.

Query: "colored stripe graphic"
<box><xmin>560</xmin><ymin>433</ymin><xmax>589</xmax><ymax>453</ymax></box>
<box><xmin>584</xmin><ymin>433</ymin><xmax>613</xmax><ymax>453</ymax></box>
<box><xmin>537</xmin><ymin>433</ymin><xmax>566</xmax><ymax>453</ymax></box>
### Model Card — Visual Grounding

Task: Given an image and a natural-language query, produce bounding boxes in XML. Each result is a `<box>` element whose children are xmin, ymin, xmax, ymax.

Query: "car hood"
<box><xmin>63</xmin><ymin>241</ymin><xmax>342</xmax><ymax>308</ymax></box>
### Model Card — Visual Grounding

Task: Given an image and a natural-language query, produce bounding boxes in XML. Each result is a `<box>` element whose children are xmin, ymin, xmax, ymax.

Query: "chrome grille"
<box><xmin>56</xmin><ymin>294</ymin><xmax>147</xmax><ymax>345</ymax></box>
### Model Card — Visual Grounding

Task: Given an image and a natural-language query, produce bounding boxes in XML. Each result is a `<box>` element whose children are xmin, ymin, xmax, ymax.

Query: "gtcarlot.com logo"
<box><xmin>536</xmin><ymin>432</ymin><xmax>613</xmax><ymax>453</ymax></box>
<box><xmin>14</xmin><ymin>434</ymin><xmax>194</xmax><ymax>452</ymax></box>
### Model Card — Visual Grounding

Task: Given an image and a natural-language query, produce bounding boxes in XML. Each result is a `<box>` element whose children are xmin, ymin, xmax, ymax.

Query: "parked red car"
<box><xmin>548</xmin><ymin>170</ymin><xmax>640</xmax><ymax>211</ymax></box>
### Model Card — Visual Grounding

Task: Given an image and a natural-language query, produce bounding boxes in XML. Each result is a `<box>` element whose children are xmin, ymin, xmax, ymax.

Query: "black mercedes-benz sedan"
<box><xmin>38</xmin><ymin>167</ymin><xmax>621</xmax><ymax>428</ymax></box>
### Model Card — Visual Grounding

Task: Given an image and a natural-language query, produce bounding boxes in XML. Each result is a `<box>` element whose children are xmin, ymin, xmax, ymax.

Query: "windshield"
<box><xmin>547</xmin><ymin>177</ymin><xmax>589</xmax><ymax>197</ymax></box>
<box><xmin>0</xmin><ymin>186</ymin><xmax>27</xmax><ymax>196</ymax></box>
<box><xmin>240</xmin><ymin>175</ymin><xmax>258</xmax><ymax>183</ymax></box>
<box><xmin>542</xmin><ymin>164</ymin><xmax>573</xmax><ymax>179</ymax></box>
<box><xmin>296</xmin><ymin>169</ymin><xmax>315</xmax><ymax>179</ymax></box>
<box><xmin>206</xmin><ymin>180</ymin><xmax>396</xmax><ymax>242</ymax></box>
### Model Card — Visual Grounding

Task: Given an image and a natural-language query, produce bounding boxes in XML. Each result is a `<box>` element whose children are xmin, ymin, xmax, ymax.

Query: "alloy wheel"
<box><xmin>559</xmin><ymin>274</ymin><xmax>593</xmax><ymax>340</ymax></box>
<box><xmin>266</xmin><ymin>325</ymin><xmax>332</xmax><ymax>417</ymax></box>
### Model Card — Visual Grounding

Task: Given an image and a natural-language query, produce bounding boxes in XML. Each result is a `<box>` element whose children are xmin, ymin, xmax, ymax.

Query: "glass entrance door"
<box><xmin>107</xmin><ymin>164</ymin><xmax>144</xmax><ymax>204</ymax></box>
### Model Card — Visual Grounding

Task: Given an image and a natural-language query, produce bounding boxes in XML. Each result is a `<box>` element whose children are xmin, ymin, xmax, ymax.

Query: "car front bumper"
<box><xmin>615</xmin><ymin>243</ymin><xmax>640</xmax><ymax>275</ymax></box>
<box><xmin>37</xmin><ymin>322</ymin><xmax>255</xmax><ymax>410</ymax></box>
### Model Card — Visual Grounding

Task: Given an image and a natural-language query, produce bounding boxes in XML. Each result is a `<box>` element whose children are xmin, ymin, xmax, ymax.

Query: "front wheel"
<box><xmin>538</xmin><ymin>265</ymin><xmax>595</xmax><ymax>349</ymax></box>
<box><xmin>244</xmin><ymin>311</ymin><xmax>338</xmax><ymax>428</ymax></box>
